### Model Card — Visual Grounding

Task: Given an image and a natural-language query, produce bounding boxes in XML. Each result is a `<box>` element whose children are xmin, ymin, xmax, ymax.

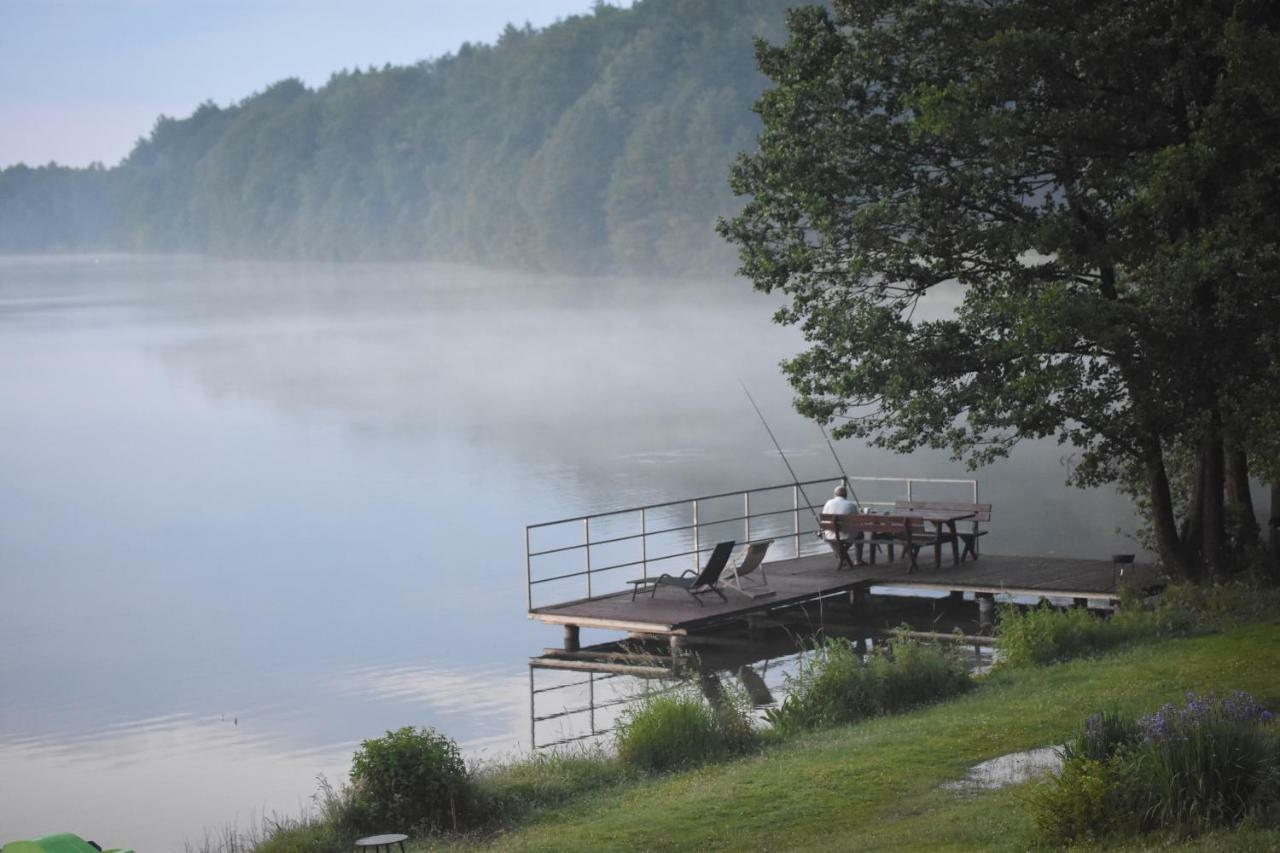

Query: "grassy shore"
<box><xmin>419</xmin><ymin>623</ymin><xmax>1280</xmax><ymax>851</ymax></box>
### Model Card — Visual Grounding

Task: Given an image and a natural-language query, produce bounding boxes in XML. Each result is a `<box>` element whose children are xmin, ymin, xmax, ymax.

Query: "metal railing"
<box><xmin>525</xmin><ymin>475</ymin><xmax>979</xmax><ymax>611</ymax></box>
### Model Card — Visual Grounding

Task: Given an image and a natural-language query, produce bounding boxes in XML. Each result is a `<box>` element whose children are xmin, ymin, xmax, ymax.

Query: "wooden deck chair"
<box><xmin>637</xmin><ymin>540</ymin><xmax>735</xmax><ymax>606</ymax></box>
<box><xmin>724</xmin><ymin>540</ymin><xmax>775</xmax><ymax>598</ymax></box>
<box><xmin>820</xmin><ymin>513</ymin><xmax>858</xmax><ymax>569</ymax></box>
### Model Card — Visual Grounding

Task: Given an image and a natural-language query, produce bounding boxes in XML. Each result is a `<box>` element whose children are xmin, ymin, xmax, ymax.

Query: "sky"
<box><xmin>0</xmin><ymin>0</ymin><xmax>619</xmax><ymax>169</ymax></box>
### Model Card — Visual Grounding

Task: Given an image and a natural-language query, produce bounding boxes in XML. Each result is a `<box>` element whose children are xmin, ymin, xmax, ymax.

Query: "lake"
<box><xmin>0</xmin><ymin>255</ymin><xmax>1141</xmax><ymax>850</ymax></box>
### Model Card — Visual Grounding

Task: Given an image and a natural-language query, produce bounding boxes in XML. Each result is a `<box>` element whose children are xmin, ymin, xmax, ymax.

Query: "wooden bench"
<box><xmin>820</xmin><ymin>513</ymin><xmax>943</xmax><ymax>573</ymax></box>
<box><xmin>894</xmin><ymin>500</ymin><xmax>992</xmax><ymax>561</ymax></box>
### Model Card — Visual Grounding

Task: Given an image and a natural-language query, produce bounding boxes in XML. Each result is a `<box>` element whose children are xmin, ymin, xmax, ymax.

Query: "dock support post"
<box><xmin>669</xmin><ymin>635</ymin><xmax>689</xmax><ymax>658</ymax></box>
<box><xmin>977</xmin><ymin>594</ymin><xmax>995</xmax><ymax>634</ymax></box>
<box><xmin>849</xmin><ymin>585</ymin><xmax>864</xmax><ymax>612</ymax></box>
<box><xmin>563</xmin><ymin>624</ymin><xmax>580</xmax><ymax>652</ymax></box>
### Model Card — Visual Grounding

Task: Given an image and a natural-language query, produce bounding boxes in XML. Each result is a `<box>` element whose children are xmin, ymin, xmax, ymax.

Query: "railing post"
<box><xmin>525</xmin><ymin>525</ymin><xmax>533</xmax><ymax>612</ymax></box>
<box><xmin>793</xmin><ymin>485</ymin><xmax>801</xmax><ymax>558</ymax></box>
<box><xmin>640</xmin><ymin>507</ymin><xmax>648</xmax><ymax>580</ymax></box>
<box><xmin>692</xmin><ymin>499</ymin><xmax>700</xmax><ymax>570</ymax></box>
<box><xmin>584</xmin><ymin>517</ymin><xmax>592</xmax><ymax>598</ymax></box>
<box><xmin>528</xmin><ymin>664</ymin><xmax>537</xmax><ymax>751</ymax></box>
<box><xmin>906</xmin><ymin>478</ymin><xmax>913</xmax><ymax>502</ymax></box>
<box><xmin>744</xmin><ymin>491</ymin><xmax>751</xmax><ymax>545</ymax></box>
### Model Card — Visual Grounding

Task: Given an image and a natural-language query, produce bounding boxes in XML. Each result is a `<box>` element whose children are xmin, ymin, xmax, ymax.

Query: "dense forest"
<box><xmin>0</xmin><ymin>0</ymin><xmax>791</xmax><ymax>274</ymax></box>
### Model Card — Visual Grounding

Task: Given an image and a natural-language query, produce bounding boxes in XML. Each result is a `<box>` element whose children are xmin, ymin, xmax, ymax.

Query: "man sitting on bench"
<box><xmin>822</xmin><ymin>484</ymin><xmax>858</xmax><ymax>566</ymax></box>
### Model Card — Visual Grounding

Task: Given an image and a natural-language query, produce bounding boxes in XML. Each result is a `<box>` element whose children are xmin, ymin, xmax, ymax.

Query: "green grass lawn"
<box><xmin>423</xmin><ymin>624</ymin><xmax>1280</xmax><ymax>852</ymax></box>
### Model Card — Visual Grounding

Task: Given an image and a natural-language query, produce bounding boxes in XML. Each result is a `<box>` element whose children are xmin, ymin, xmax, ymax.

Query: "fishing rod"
<box><xmin>739</xmin><ymin>381</ymin><xmax>822</xmax><ymax>529</ymax></box>
<box><xmin>818</xmin><ymin>421</ymin><xmax>863</xmax><ymax>509</ymax></box>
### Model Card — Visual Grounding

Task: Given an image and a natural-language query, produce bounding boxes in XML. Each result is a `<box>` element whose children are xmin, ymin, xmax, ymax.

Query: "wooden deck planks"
<box><xmin>529</xmin><ymin>551</ymin><xmax>1161</xmax><ymax>635</ymax></box>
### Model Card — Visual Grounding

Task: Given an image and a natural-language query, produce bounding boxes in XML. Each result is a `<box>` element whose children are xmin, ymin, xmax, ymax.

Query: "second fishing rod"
<box><xmin>740</xmin><ymin>382</ymin><xmax>863</xmax><ymax>527</ymax></box>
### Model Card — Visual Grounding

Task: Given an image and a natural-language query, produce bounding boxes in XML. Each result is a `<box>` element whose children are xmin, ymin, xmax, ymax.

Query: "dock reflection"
<box><xmin>527</xmin><ymin>593</ymin><xmax>997</xmax><ymax>750</ymax></box>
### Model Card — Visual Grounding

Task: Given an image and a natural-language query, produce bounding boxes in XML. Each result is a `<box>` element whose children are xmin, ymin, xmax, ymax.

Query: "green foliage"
<box><xmin>999</xmin><ymin>580</ymin><xmax>1280</xmax><ymax>670</ymax></box>
<box><xmin>252</xmin><ymin>822</ymin><xmax>341</xmax><ymax>853</ymax></box>
<box><xmin>765</xmin><ymin>634</ymin><xmax>970</xmax><ymax>734</ymax></box>
<box><xmin>0</xmin><ymin>163</ymin><xmax>119</xmax><ymax>252</ymax></box>
<box><xmin>1035</xmin><ymin>693</ymin><xmax>1280</xmax><ymax>845</ymax></box>
<box><xmin>349</xmin><ymin>726</ymin><xmax>471</xmax><ymax>834</ymax></box>
<box><xmin>1032</xmin><ymin>756</ymin><xmax>1142</xmax><ymax>845</ymax></box>
<box><xmin>1139</xmin><ymin>718</ymin><xmax>1279</xmax><ymax>831</ymax></box>
<box><xmin>614</xmin><ymin>688</ymin><xmax>756</xmax><ymax>773</ymax></box>
<box><xmin>720</xmin><ymin>0</ymin><xmax>1280</xmax><ymax>581</ymax></box>
<box><xmin>472</xmin><ymin>748</ymin><xmax>627</xmax><ymax>824</ymax></box>
<box><xmin>0</xmin><ymin>0</ymin><xmax>792</xmax><ymax>274</ymax></box>
<box><xmin>252</xmin><ymin>777</ymin><xmax>359</xmax><ymax>853</ymax></box>
<box><xmin>1159</xmin><ymin>579</ymin><xmax>1280</xmax><ymax>630</ymax></box>
<box><xmin>1061</xmin><ymin>710</ymin><xmax>1141</xmax><ymax>763</ymax></box>
<box><xmin>996</xmin><ymin>603</ymin><xmax>1168</xmax><ymax>668</ymax></box>
<box><xmin>201</xmin><ymin>624</ymin><xmax>1280</xmax><ymax>851</ymax></box>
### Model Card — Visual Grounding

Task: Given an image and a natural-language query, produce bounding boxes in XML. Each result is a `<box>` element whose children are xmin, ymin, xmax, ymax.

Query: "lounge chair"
<box><xmin>723</xmin><ymin>540</ymin><xmax>775</xmax><ymax>598</ymax></box>
<box><xmin>628</xmin><ymin>540</ymin><xmax>735</xmax><ymax>605</ymax></box>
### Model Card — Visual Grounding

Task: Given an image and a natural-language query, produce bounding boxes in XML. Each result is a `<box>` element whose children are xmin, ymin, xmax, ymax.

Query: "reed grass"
<box><xmin>764</xmin><ymin>632</ymin><xmax>970</xmax><ymax>734</ymax></box>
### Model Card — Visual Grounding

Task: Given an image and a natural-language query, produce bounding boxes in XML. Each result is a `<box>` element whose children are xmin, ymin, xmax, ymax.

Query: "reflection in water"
<box><xmin>528</xmin><ymin>594</ymin><xmax>999</xmax><ymax>751</ymax></box>
<box><xmin>0</xmin><ymin>256</ymin><xmax>1135</xmax><ymax>849</ymax></box>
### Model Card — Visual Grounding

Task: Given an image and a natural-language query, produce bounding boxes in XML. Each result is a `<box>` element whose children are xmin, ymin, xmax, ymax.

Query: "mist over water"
<box><xmin>0</xmin><ymin>255</ymin><xmax>1140</xmax><ymax>850</ymax></box>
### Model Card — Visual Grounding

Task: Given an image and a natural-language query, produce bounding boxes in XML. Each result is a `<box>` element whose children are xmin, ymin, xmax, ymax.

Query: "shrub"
<box><xmin>1134</xmin><ymin>692</ymin><xmax>1279</xmax><ymax>831</ymax></box>
<box><xmin>766</xmin><ymin>637</ymin><xmax>877</xmax><ymax>733</ymax></box>
<box><xmin>996</xmin><ymin>602</ymin><xmax>1163</xmax><ymax>668</ymax></box>
<box><xmin>1036</xmin><ymin>692</ymin><xmax>1280</xmax><ymax>845</ymax></box>
<box><xmin>614</xmin><ymin>688</ymin><xmax>755</xmax><ymax>772</ymax></box>
<box><xmin>1139</xmin><ymin>717</ymin><xmax>1277</xmax><ymax>831</ymax></box>
<box><xmin>765</xmin><ymin>634</ymin><xmax>970</xmax><ymax>734</ymax></box>
<box><xmin>349</xmin><ymin>726</ymin><xmax>471</xmax><ymax>834</ymax></box>
<box><xmin>871</xmin><ymin>632</ymin><xmax>971</xmax><ymax>712</ymax></box>
<box><xmin>1032</xmin><ymin>755</ymin><xmax>1141</xmax><ymax>845</ymax></box>
<box><xmin>1157</xmin><ymin>579</ymin><xmax>1280</xmax><ymax>631</ymax></box>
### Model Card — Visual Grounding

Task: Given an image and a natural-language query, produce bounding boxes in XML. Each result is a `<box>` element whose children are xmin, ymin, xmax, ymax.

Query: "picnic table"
<box><xmin>890</xmin><ymin>508</ymin><xmax>975</xmax><ymax>566</ymax></box>
<box><xmin>894</xmin><ymin>500</ymin><xmax>992</xmax><ymax>560</ymax></box>
<box><xmin>822</xmin><ymin>508</ymin><xmax>976</xmax><ymax>572</ymax></box>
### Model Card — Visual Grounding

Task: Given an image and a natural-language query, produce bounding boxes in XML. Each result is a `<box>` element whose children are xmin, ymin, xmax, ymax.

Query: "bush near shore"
<box><xmin>1035</xmin><ymin>692</ymin><xmax>1280</xmax><ymax>845</ymax></box>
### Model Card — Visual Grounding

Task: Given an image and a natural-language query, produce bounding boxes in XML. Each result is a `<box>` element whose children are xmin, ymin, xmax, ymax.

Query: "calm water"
<box><xmin>0</xmin><ymin>256</ymin><xmax>1141</xmax><ymax>850</ymax></box>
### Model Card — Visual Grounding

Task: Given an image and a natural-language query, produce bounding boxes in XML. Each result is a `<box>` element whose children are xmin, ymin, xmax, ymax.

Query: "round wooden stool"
<box><xmin>354</xmin><ymin>833</ymin><xmax>408</xmax><ymax>853</ymax></box>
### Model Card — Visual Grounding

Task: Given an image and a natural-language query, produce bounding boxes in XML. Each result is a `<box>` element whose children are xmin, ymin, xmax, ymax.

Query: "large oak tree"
<box><xmin>720</xmin><ymin>0</ymin><xmax>1280</xmax><ymax>580</ymax></box>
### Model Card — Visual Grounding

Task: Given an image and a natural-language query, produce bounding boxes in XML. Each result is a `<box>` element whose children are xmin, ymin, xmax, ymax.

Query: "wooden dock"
<box><xmin>529</xmin><ymin>551</ymin><xmax>1163</xmax><ymax>649</ymax></box>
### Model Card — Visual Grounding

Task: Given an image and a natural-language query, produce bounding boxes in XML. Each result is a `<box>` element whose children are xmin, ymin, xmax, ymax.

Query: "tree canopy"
<box><xmin>720</xmin><ymin>0</ymin><xmax>1280</xmax><ymax>580</ymax></box>
<box><xmin>0</xmin><ymin>0</ymin><xmax>788</xmax><ymax>274</ymax></box>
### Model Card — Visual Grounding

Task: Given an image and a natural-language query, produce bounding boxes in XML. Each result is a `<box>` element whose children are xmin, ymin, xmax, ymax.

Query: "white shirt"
<box><xmin>822</xmin><ymin>496</ymin><xmax>857</xmax><ymax>540</ymax></box>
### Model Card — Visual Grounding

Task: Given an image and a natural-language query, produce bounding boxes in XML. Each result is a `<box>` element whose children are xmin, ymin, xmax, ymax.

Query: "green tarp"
<box><xmin>1</xmin><ymin>833</ymin><xmax>133</xmax><ymax>853</ymax></box>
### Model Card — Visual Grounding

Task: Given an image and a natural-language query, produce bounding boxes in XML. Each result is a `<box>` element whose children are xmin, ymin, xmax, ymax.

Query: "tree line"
<box><xmin>0</xmin><ymin>0</ymin><xmax>789</xmax><ymax>274</ymax></box>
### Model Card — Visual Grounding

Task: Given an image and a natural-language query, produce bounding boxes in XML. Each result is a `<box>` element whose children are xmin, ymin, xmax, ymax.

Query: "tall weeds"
<box><xmin>614</xmin><ymin>687</ymin><xmax>757</xmax><ymax>772</ymax></box>
<box><xmin>764</xmin><ymin>633</ymin><xmax>970</xmax><ymax>735</ymax></box>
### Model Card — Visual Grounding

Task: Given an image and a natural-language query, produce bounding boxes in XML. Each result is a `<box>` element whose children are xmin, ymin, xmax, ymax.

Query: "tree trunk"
<box><xmin>1225</xmin><ymin>446</ymin><xmax>1258</xmax><ymax>549</ymax></box>
<box><xmin>1180</xmin><ymin>452</ymin><xmax>1205</xmax><ymax>562</ymax></box>
<box><xmin>1270</xmin><ymin>483</ymin><xmax>1280</xmax><ymax>582</ymax></box>
<box><xmin>1148</xmin><ymin>444</ymin><xmax>1187</xmax><ymax>579</ymax></box>
<box><xmin>1201</xmin><ymin>432</ymin><xmax>1228</xmax><ymax>583</ymax></box>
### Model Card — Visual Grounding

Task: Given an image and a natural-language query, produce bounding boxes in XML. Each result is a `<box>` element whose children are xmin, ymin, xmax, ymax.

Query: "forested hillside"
<box><xmin>0</xmin><ymin>0</ymin><xmax>790</xmax><ymax>274</ymax></box>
